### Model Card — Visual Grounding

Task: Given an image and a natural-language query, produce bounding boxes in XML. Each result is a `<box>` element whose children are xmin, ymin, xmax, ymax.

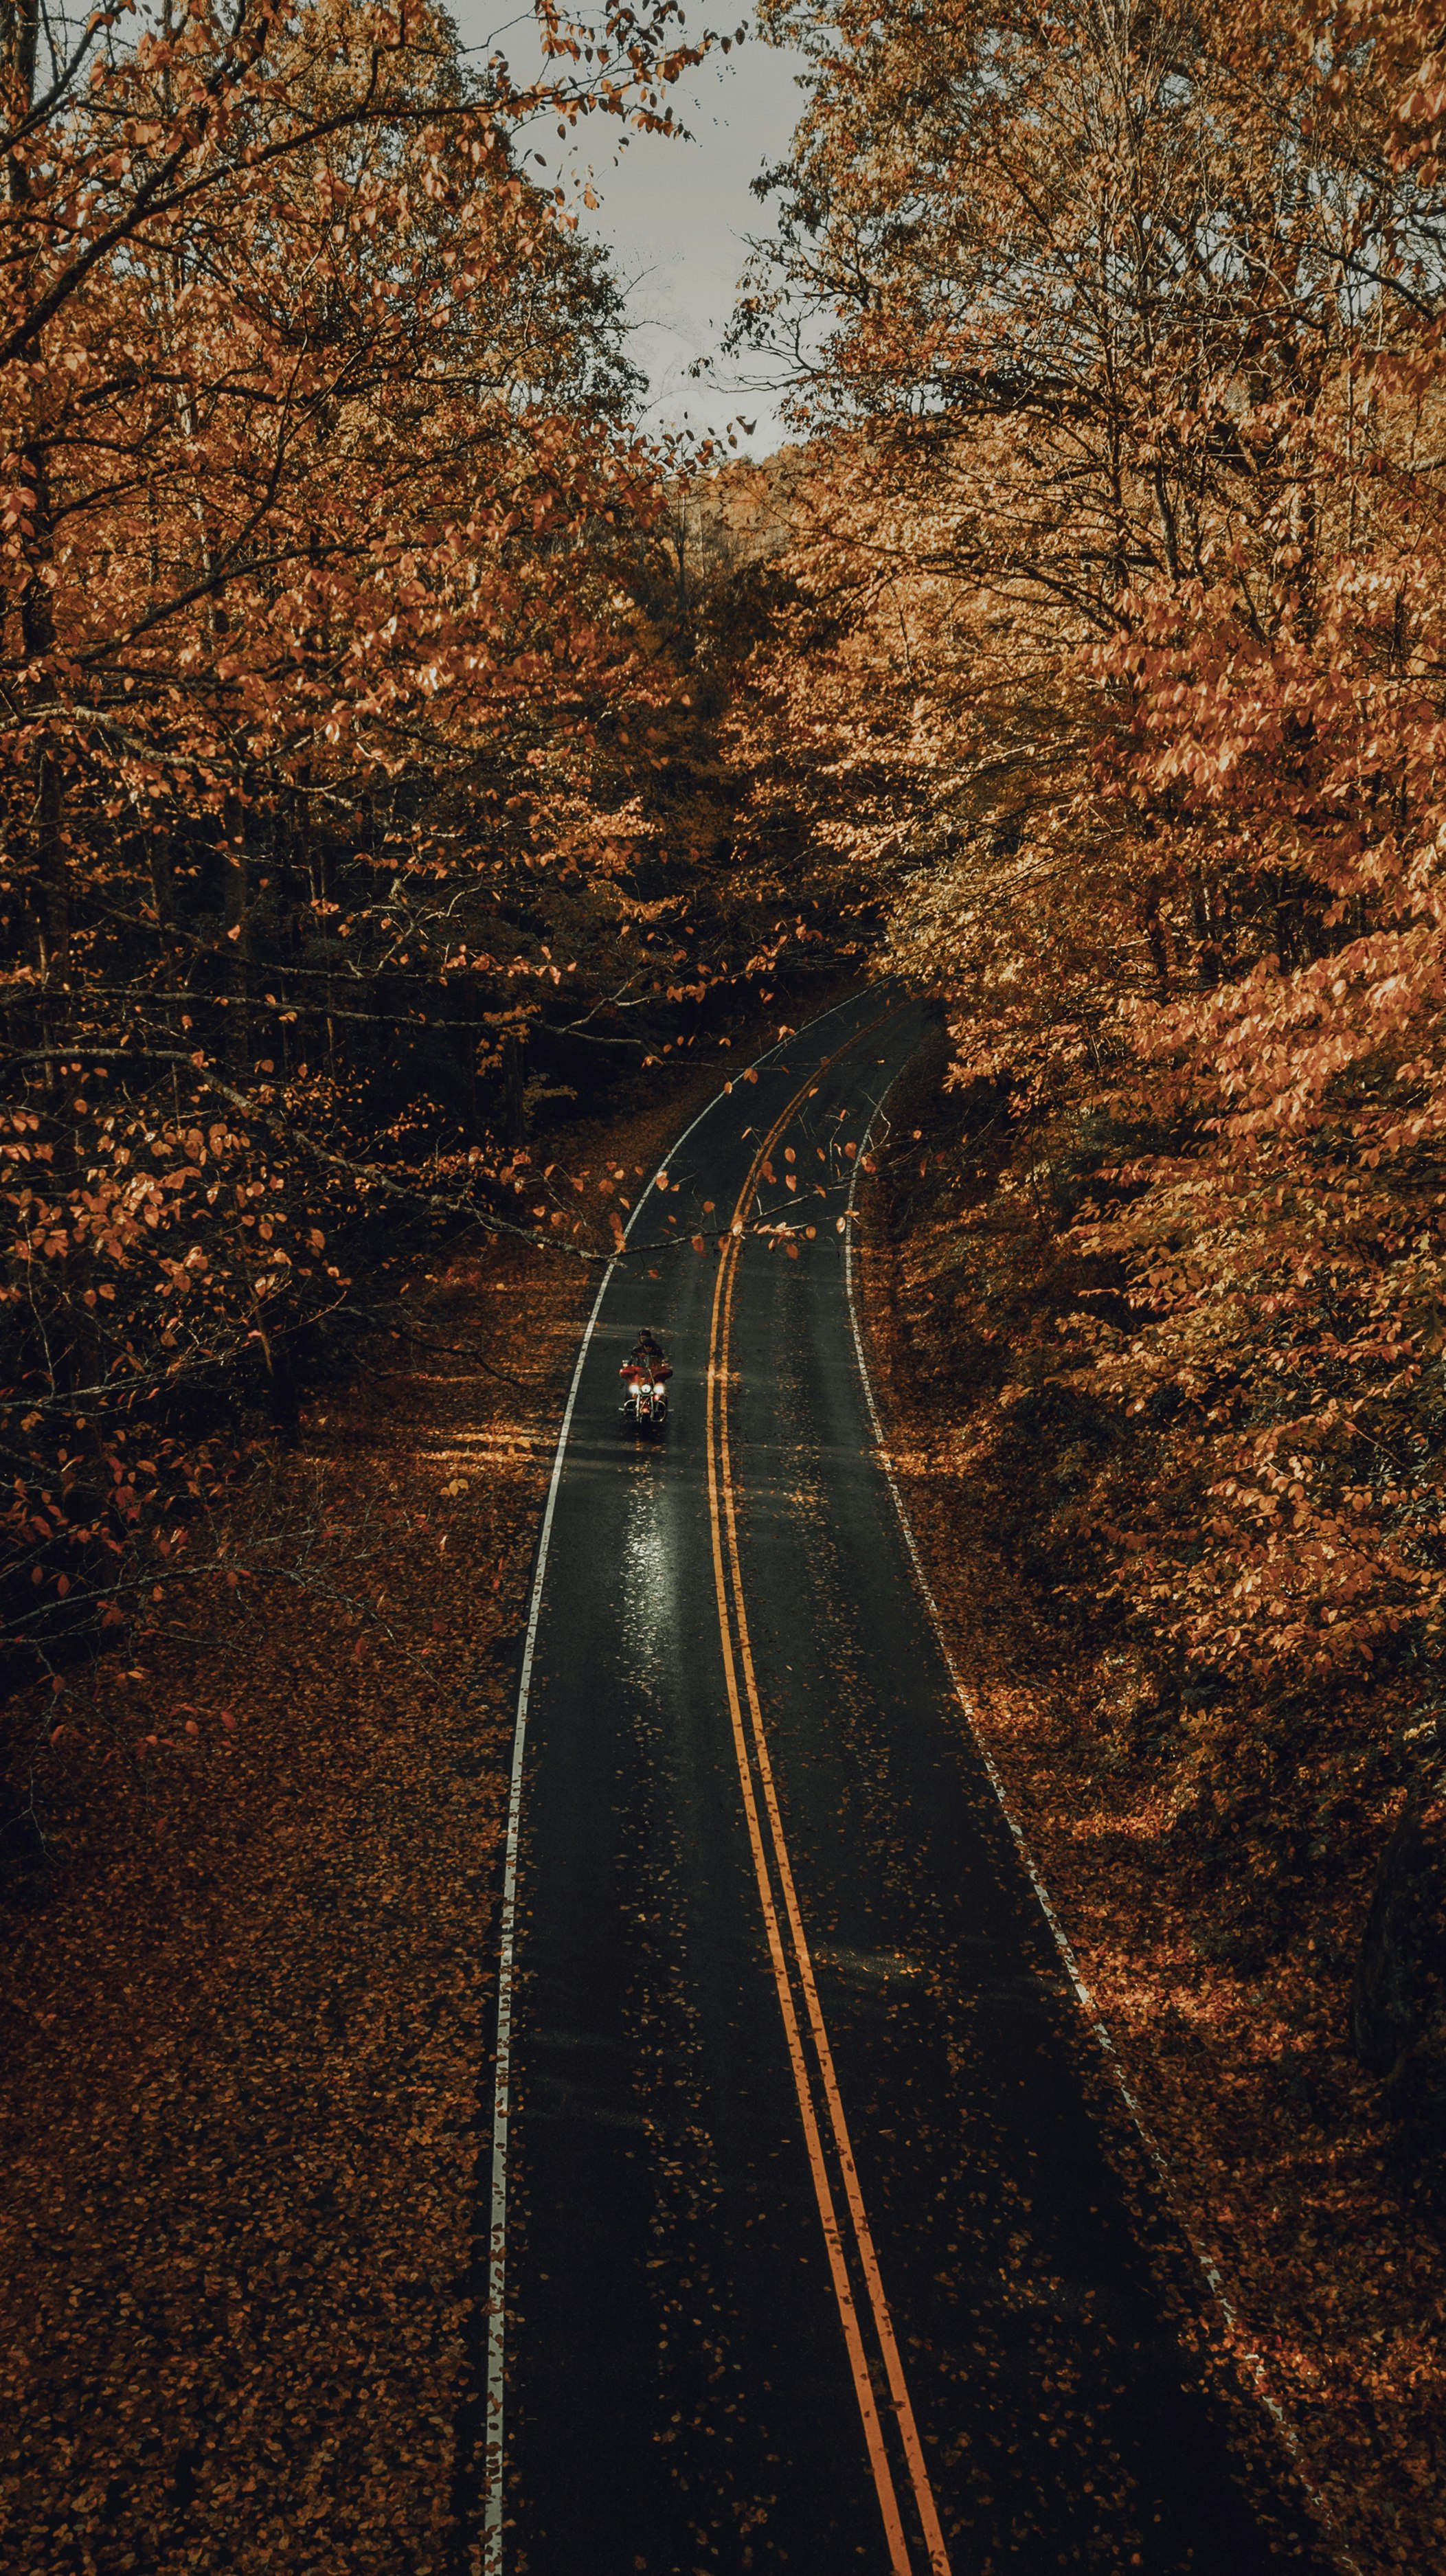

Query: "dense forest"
<box><xmin>734</xmin><ymin>0</ymin><xmax>1446</xmax><ymax>1692</ymax></box>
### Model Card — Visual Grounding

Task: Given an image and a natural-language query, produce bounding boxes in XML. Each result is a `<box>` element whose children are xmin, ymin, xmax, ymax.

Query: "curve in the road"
<box><xmin>475</xmin><ymin>993</ymin><xmax>1339</xmax><ymax>2576</ymax></box>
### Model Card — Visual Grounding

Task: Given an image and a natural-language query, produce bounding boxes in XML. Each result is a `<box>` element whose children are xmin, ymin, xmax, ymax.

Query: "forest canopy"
<box><xmin>719</xmin><ymin>0</ymin><xmax>1446</xmax><ymax>1706</ymax></box>
<box><xmin>0</xmin><ymin>0</ymin><xmax>790</xmax><ymax>1672</ymax></box>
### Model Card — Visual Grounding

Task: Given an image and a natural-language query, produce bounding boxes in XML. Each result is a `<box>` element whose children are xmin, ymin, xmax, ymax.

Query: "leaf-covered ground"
<box><xmin>857</xmin><ymin>1165</ymin><xmax>1446</xmax><ymax>2575</ymax></box>
<box><xmin>0</xmin><ymin>1050</ymin><xmax>744</xmax><ymax>2576</ymax></box>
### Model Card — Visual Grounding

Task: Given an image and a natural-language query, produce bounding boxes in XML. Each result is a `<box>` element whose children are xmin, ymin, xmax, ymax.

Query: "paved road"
<box><xmin>484</xmin><ymin>994</ymin><xmax>1333</xmax><ymax>2575</ymax></box>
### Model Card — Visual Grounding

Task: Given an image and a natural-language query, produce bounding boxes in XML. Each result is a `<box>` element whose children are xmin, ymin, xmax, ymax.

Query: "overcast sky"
<box><xmin>444</xmin><ymin>4</ymin><xmax>809</xmax><ymax>453</ymax></box>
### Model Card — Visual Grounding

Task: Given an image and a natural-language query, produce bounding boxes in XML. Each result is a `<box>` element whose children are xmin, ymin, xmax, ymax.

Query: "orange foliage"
<box><xmin>0</xmin><ymin>0</ymin><xmax>741</xmax><ymax>1672</ymax></box>
<box><xmin>732</xmin><ymin>0</ymin><xmax>1446</xmax><ymax>1703</ymax></box>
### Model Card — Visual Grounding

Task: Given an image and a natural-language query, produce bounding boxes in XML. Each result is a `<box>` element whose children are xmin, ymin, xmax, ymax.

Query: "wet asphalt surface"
<box><xmin>495</xmin><ymin>994</ymin><xmax>1335</xmax><ymax>2575</ymax></box>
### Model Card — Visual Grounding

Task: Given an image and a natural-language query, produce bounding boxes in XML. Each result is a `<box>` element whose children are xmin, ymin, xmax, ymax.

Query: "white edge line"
<box><xmin>841</xmin><ymin>1091</ymin><xmax>1362</xmax><ymax>2576</ymax></box>
<box><xmin>481</xmin><ymin>984</ymin><xmax>877</xmax><ymax>2570</ymax></box>
<box><xmin>481</xmin><ymin>1250</ymin><xmax>613</xmax><ymax>2573</ymax></box>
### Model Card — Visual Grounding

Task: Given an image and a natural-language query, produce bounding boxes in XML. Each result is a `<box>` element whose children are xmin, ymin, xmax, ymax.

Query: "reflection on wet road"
<box><xmin>618</xmin><ymin>1455</ymin><xmax>676</xmax><ymax>1695</ymax></box>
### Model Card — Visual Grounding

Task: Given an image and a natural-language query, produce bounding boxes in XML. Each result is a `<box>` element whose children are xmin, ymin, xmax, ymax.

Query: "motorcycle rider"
<box><xmin>629</xmin><ymin>1328</ymin><xmax>668</xmax><ymax>1381</ymax></box>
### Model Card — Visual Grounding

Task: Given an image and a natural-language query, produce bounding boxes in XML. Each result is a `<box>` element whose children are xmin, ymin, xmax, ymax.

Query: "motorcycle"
<box><xmin>620</xmin><ymin>1360</ymin><xmax>670</xmax><ymax>1439</ymax></box>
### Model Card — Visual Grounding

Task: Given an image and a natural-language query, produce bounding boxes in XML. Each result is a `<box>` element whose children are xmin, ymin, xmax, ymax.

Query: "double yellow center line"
<box><xmin>703</xmin><ymin>1040</ymin><xmax>952</xmax><ymax>2576</ymax></box>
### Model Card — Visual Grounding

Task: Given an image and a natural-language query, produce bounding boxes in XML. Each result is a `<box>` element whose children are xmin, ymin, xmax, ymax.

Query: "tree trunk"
<box><xmin>501</xmin><ymin>1033</ymin><xmax>528</xmax><ymax>1146</ymax></box>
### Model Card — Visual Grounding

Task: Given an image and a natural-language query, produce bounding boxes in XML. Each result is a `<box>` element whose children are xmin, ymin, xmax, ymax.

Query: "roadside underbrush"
<box><xmin>861</xmin><ymin>1026</ymin><xmax>1446</xmax><ymax>2574</ymax></box>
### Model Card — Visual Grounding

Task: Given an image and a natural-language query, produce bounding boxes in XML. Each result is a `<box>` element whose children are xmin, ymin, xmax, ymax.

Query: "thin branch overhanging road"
<box><xmin>476</xmin><ymin>993</ymin><xmax>1336</xmax><ymax>2576</ymax></box>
